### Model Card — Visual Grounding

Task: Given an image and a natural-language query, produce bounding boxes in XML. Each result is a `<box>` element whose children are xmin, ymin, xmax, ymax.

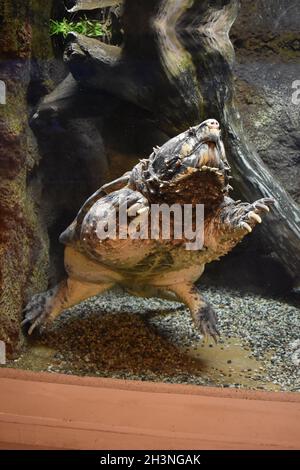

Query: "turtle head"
<box><xmin>143</xmin><ymin>119</ymin><xmax>231</xmax><ymax>206</ymax></box>
<box><xmin>179</xmin><ymin>119</ymin><xmax>226</xmax><ymax>171</ymax></box>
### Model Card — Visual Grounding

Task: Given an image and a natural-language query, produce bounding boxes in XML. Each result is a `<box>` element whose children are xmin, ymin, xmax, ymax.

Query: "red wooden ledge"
<box><xmin>0</xmin><ymin>368</ymin><xmax>299</xmax><ymax>450</ymax></box>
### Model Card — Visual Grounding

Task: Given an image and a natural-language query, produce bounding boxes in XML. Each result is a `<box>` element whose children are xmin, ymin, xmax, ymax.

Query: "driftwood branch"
<box><xmin>64</xmin><ymin>0</ymin><xmax>203</xmax><ymax>134</ymax></box>
<box><xmin>31</xmin><ymin>72</ymin><xmax>120</xmax><ymax>125</ymax></box>
<box><xmin>64</xmin><ymin>0</ymin><xmax>122</xmax><ymax>13</ymax></box>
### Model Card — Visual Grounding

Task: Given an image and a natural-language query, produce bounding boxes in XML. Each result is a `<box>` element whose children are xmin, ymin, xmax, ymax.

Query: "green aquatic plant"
<box><xmin>50</xmin><ymin>17</ymin><xmax>106</xmax><ymax>39</ymax></box>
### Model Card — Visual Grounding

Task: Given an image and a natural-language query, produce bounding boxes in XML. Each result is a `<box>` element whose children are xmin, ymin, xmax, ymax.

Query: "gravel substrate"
<box><xmin>13</xmin><ymin>285</ymin><xmax>299</xmax><ymax>392</ymax></box>
<box><xmin>202</xmin><ymin>287</ymin><xmax>300</xmax><ymax>391</ymax></box>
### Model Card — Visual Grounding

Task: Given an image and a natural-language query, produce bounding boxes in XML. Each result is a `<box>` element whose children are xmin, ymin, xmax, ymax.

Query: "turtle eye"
<box><xmin>188</xmin><ymin>127</ymin><xmax>197</xmax><ymax>136</ymax></box>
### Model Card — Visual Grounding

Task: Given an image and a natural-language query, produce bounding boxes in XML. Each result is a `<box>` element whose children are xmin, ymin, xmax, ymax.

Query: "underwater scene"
<box><xmin>0</xmin><ymin>0</ymin><xmax>300</xmax><ymax>394</ymax></box>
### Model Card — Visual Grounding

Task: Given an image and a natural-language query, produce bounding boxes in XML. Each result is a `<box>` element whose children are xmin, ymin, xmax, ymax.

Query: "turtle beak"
<box><xmin>202</xmin><ymin>119</ymin><xmax>220</xmax><ymax>132</ymax></box>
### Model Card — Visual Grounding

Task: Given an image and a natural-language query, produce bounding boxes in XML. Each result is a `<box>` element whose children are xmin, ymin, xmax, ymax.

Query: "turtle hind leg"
<box><xmin>22</xmin><ymin>278</ymin><xmax>114</xmax><ymax>335</ymax></box>
<box><xmin>165</xmin><ymin>283</ymin><xmax>220</xmax><ymax>342</ymax></box>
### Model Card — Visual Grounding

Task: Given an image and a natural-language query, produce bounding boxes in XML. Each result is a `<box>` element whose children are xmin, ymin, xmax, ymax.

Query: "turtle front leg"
<box><xmin>204</xmin><ymin>197</ymin><xmax>275</xmax><ymax>255</ymax></box>
<box><xmin>167</xmin><ymin>283</ymin><xmax>220</xmax><ymax>342</ymax></box>
<box><xmin>22</xmin><ymin>279</ymin><xmax>114</xmax><ymax>335</ymax></box>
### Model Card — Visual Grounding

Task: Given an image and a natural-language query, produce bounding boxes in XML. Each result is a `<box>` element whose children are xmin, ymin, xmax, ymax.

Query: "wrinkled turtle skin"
<box><xmin>22</xmin><ymin>119</ymin><xmax>274</xmax><ymax>341</ymax></box>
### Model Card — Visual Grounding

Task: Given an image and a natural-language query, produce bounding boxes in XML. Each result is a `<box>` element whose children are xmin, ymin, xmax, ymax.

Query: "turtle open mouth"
<box><xmin>182</xmin><ymin>132</ymin><xmax>226</xmax><ymax>173</ymax></box>
<box><xmin>196</xmin><ymin>139</ymin><xmax>223</xmax><ymax>169</ymax></box>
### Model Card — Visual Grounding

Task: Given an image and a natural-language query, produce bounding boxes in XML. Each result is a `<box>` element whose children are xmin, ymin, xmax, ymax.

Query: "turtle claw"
<box><xmin>246</xmin><ymin>198</ymin><xmax>274</xmax><ymax>227</ymax></box>
<box><xmin>235</xmin><ymin>197</ymin><xmax>274</xmax><ymax>234</ymax></box>
<box><xmin>196</xmin><ymin>305</ymin><xmax>220</xmax><ymax>343</ymax></box>
<box><xmin>22</xmin><ymin>292</ymin><xmax>52</xmax><ymax>335</ymax></box>
<box><xmin>252</xmin><ymin>197</ymin><xmax>275</xmax><ymax>214</ymax></box>
<box><xmin>240</xmin><ymin>221</ymin><xmax>252</xmax><ymax>233</ymax></box>
<box><xmin>248</xmin><ymin>211</ymin><xmax>262</xmax><ymax>224</ymax></box>
<box><xmin>253</xmin><ymin>201</ymin><xmax>270</xmax><ymax>213</ymax></box>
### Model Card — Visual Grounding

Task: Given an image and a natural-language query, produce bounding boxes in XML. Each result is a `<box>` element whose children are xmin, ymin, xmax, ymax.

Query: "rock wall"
<box><xmin>203</xmin><ymin>0</ymin><xmax>300</xmax><ymax>291</ymax></box>
<box><xmin>0</xmin><ymin>1</ymin><xmax>56</xmax><ymax>356</ymax></box>
<box><xmin>231</xmin><ymin>0</ymin><xmax>300</xmax><ymax>203</ymax></box>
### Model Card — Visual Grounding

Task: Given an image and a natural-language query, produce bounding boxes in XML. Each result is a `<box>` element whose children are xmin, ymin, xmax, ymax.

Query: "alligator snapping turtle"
<box><xmin>22</xmin><ymin>119</ymin><xmax>274</xmax><ymax>340</ymax></box>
